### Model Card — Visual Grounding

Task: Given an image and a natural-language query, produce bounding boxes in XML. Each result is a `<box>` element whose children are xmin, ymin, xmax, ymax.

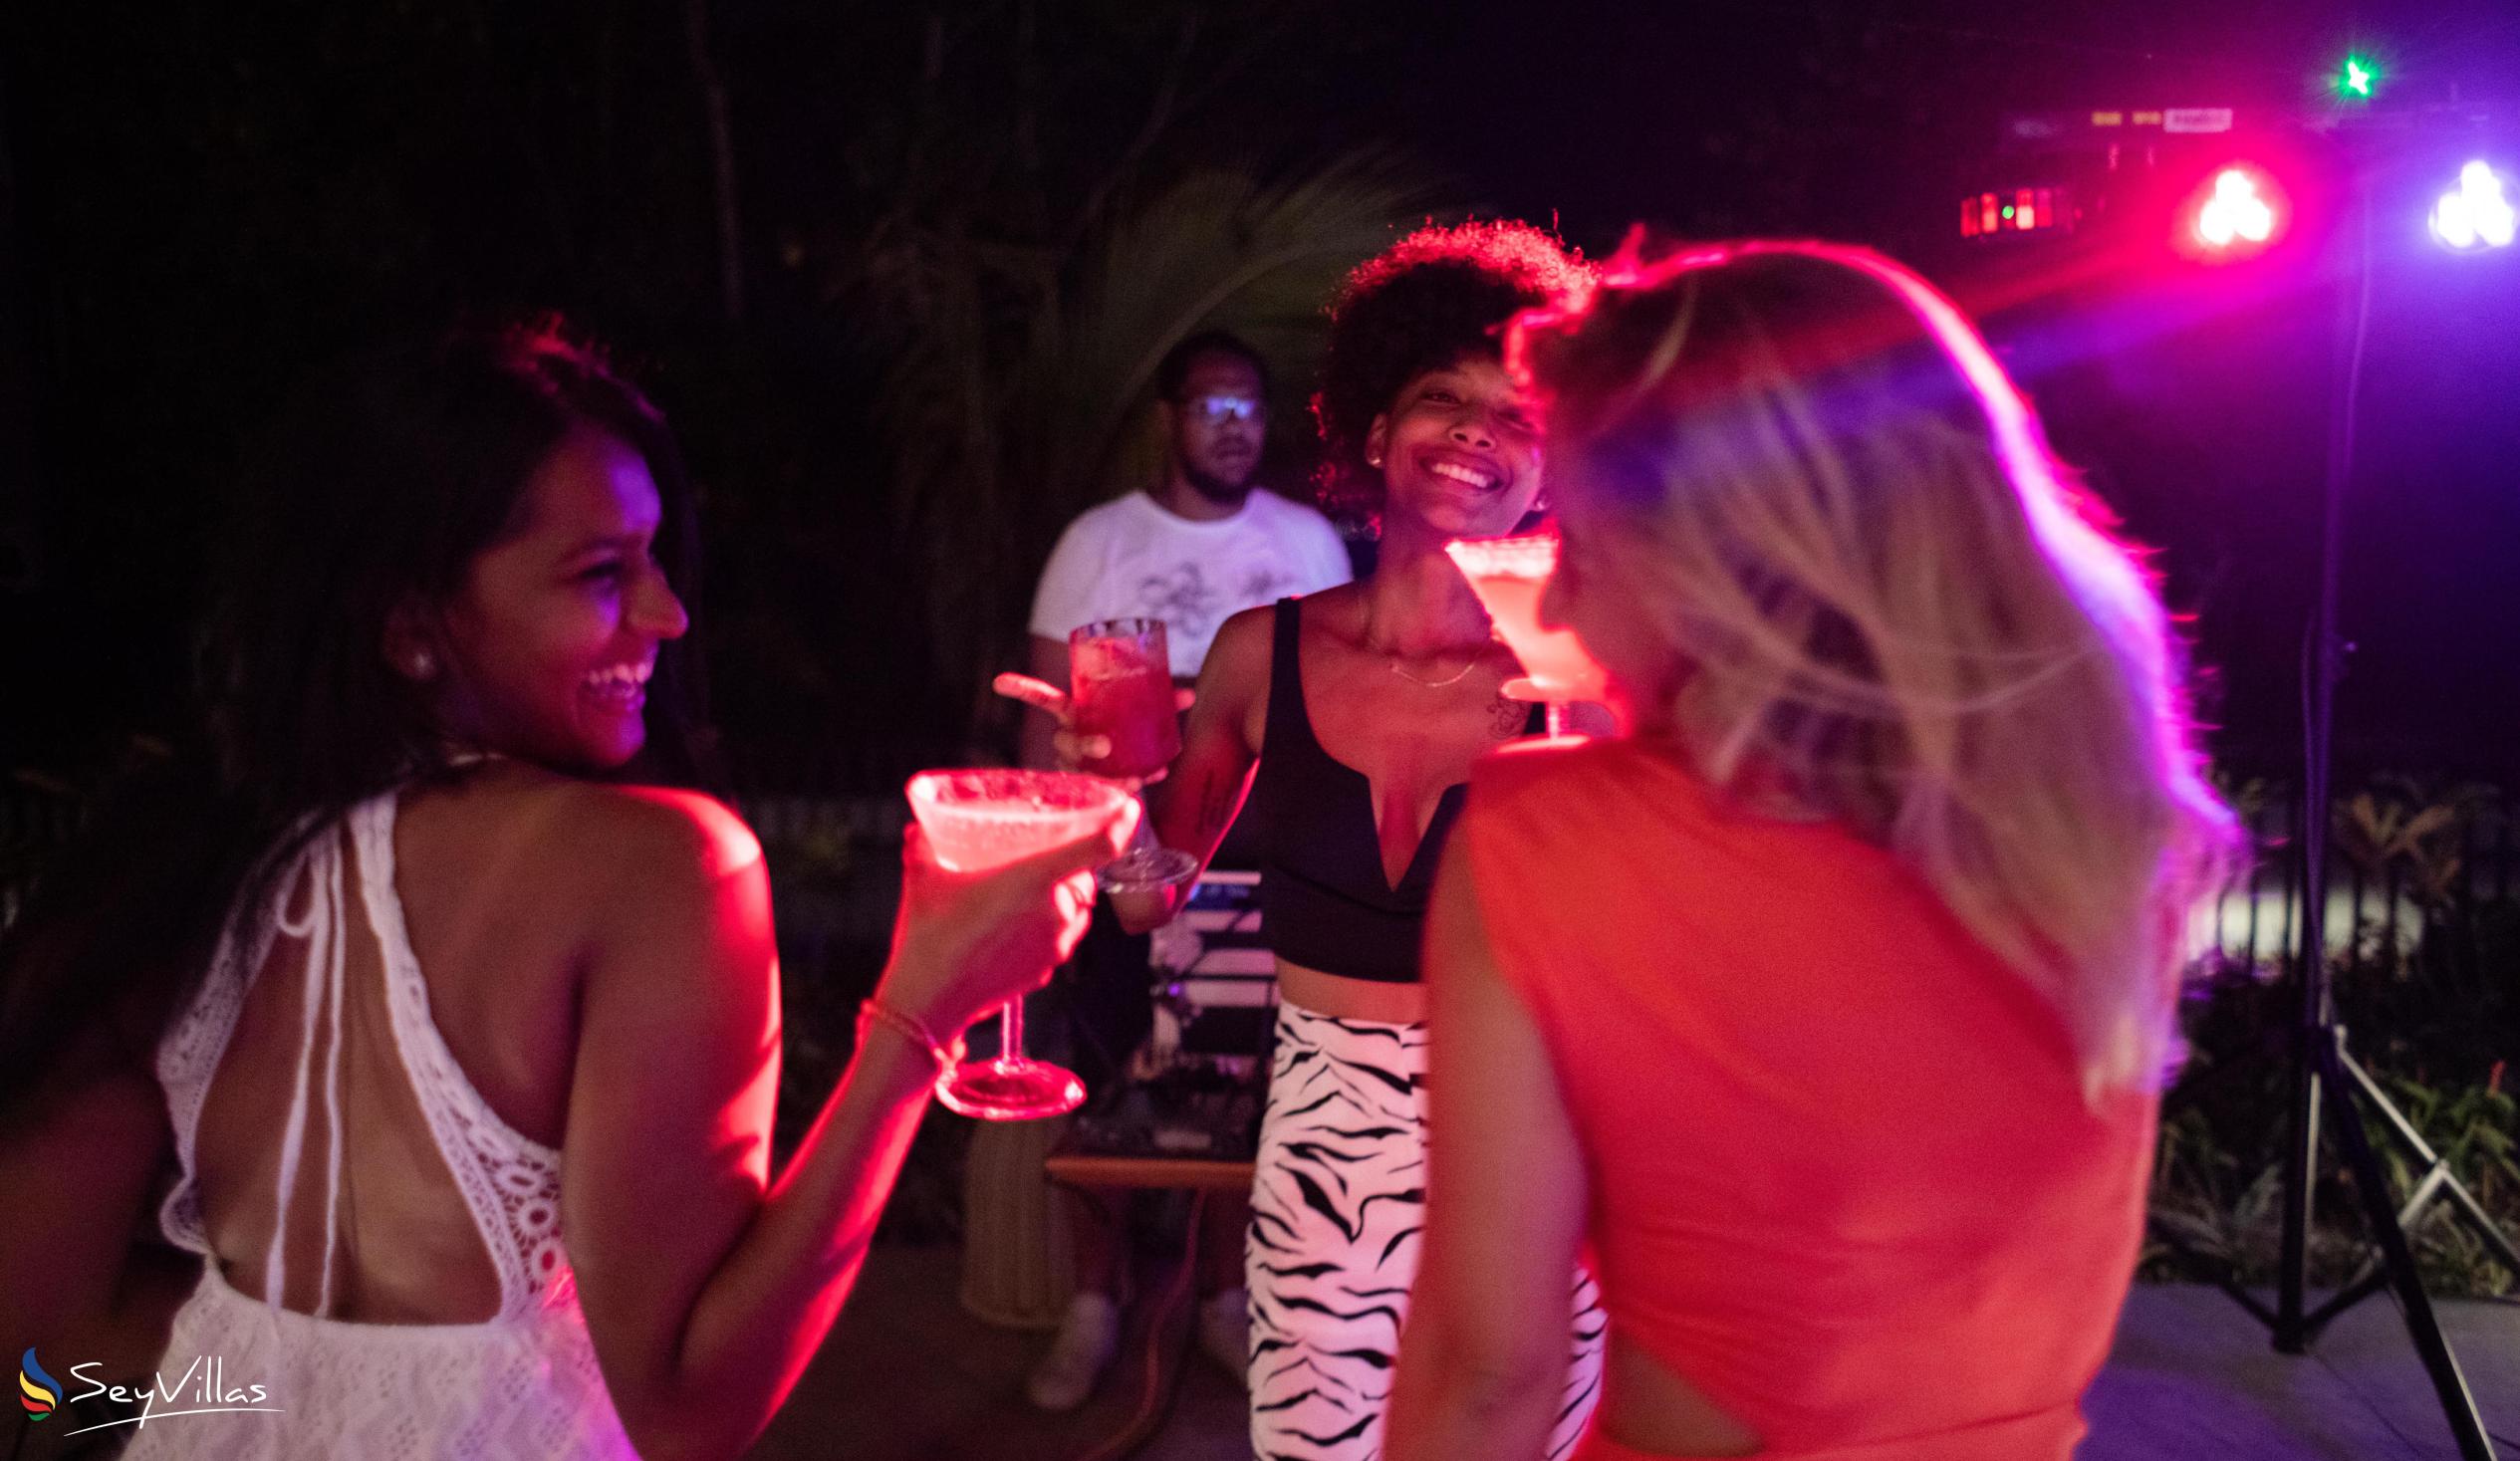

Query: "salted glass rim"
<box><xmin>1444</xmin><ymin>532</ymin><xmax>1559</xmax><ymax>580</ymax></box>
<box><xmin>905</xmin><ymin>767</ymin><xmax>1133</xmax><ymax>819</ymax></box>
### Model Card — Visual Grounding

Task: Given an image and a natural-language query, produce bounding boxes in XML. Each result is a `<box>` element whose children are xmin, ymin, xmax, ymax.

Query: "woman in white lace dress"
<box><xmin>0</xmin><ymin>322</ymin><xmax>1128</xmax><ymax>1459</ymax></box>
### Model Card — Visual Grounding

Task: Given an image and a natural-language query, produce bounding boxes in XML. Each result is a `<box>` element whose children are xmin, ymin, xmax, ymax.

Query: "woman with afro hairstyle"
<box><xmin>1112</xmin><ymin>221</ymin><xmax>1607</xmax><ymax>1460</ymax></box>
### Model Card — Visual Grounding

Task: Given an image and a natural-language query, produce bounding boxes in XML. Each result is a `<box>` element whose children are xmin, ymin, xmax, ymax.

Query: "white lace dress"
<box><xmin>133</xmin><ymin>795</ymin><xmax>636</xmax><ymax>1460</ymax></box>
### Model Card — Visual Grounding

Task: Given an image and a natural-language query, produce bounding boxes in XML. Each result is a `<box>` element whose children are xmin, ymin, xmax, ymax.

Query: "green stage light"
<box><xmin>2340</xmin><ymin>55</ymin><xmax>2378</xmax><ymax>100</ymax></box>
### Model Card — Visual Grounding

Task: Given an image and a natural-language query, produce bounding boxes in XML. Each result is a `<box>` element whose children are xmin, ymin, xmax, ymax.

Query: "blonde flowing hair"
<box><xmin>1514</xmin><ymin>240</ymin><xmax>2238</xmax><ymax>1095</ymax></box>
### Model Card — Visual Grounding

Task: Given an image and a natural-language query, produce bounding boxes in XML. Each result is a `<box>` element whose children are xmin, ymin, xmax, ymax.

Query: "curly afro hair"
<box><xmin>1312</xmin><ymin>219</ymin><xmax>1592</xmax><ymax>531</ymax></box>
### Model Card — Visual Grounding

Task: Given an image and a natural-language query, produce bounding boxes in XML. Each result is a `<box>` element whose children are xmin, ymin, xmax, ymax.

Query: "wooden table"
<box><xmin>1041</xmin><ymin>1150</ymin><xmax>1254</xmax><ymax>1191</ymax></box>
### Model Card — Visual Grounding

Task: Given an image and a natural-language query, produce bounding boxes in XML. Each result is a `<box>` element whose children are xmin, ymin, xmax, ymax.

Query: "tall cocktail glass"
<box><xmin>1444</xmin><ymin>532</ymin><xmax>1609</xmax><ymax>737</ymax></box>
<box><xmin>1068</xmin><ymin>619</ymin><xmax>1201</xmax><ymax>894</ymax></box>
<box><xmin>906</xmin><ymin>769</ymin><xmax>1133</xmax><ymax>1119</ymax></box>
<box><xmin>1068</xmin><ymin>618</ymin><xmax>1183</xmax><ymax>780</ymax></box>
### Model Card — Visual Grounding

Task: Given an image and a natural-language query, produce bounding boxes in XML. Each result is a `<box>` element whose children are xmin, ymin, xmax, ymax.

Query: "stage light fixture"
<box><xmin>2339</xmin><ymin>55</ymin><xmax>2379</xmax><ymax>100</ymax></box>
<box><xmin>2428</xmin><ymin>160</ymin><xmax>2515</xmax><ymax>252</ymax></box>
<box><xmin>2190</xmin><ymin>166</ymin><xmax>2283</xmax><ymax>254</ymax></box>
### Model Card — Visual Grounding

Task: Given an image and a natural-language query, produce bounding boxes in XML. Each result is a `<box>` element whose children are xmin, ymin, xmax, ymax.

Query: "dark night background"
<box><xmin>9</xmin><ymin>13</ymin><xmax>2518</xmax><ymax>1426</ymax></box>
<box><xmin>3</xmin><ymin>1</ymin><xmax>2516</xmax><ymax>790</ymax></box>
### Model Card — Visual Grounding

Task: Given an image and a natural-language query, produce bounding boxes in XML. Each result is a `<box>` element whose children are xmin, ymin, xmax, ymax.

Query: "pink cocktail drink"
<box><xmin>909</xmin><ymin>768</ymin><xmax>1129</xmax><ymax>873</ymax></box>
<box><xmin>1068</xmin><ymin>619</ymin><xmax>1183</xmax><ymax>781</ymax></box>
<box><xmin>1444</xmin><ymin>534</ymin><xmax>1609</xmax><ymax>702</ymax></box>
<box><xmin>905</xmin><ymin>769</ymin><xmax>1133</xmax><ymax>1120</ymax></box>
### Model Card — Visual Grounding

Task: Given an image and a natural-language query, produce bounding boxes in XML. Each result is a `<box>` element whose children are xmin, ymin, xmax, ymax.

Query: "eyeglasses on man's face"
<box><xmin>1180</xmin><ymin>393</ymin><xmax>1265</xmax><ymax>425</ymax></box>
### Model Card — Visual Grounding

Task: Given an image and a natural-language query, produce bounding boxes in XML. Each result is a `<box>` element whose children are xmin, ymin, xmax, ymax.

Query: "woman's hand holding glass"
<box><xmin>993</xmin><ymin>639</ymin><xmax>1203</xmax><ymax>902</ymax></box>
<box><xmin>991</xmin><ymin>673</ymin><xmax>1196</xmax><ymax>791</ymax></box>
<box><xmin>872</xmin><ymin>809</ymin><xmax>1135</xmax><ymax>1069</ymax></box>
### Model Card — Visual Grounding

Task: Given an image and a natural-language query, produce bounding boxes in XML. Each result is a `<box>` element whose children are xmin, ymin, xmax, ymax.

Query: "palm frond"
<box><xmin>859</xmin><ymin>150</ymin><xmax>1440</xmax><ymax>728</ymax></box>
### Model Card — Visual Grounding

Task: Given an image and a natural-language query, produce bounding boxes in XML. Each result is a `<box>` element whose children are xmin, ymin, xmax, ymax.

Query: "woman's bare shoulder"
<box><xmin>415</xmin><ymin>769</ymin><xmax>763</xmax><ymax>901</ymax></box>
<box><xmin>570</xmin><ymin>784</ymin><xmax>758</xmax><ymax>875</ymax></box>
<box><xmin>1192</xmin><ymin>607</ymin><xmax>1283</xmax><ymax>758</ymax></box>
<box><xmin>1297</xmin><ymin>580</ymin><xmax>1363</xmax><ymax>615</ymax></box>
<box><xmin>1211</xmin><ymin>585</ymin><xmax>1357</xmax><ymax>676</ymax></box>
<box><xmin>496</xmin><ymin>781</ymin><xmax>773</xmax><ymax>1007</ymax></box>
<box><xmin>1292</xmin><ymin>582</ymin><xmax>1368</xmax><ymax>647</ymax></box>
<box><xmin>1207</xmin><ymin>603</ymin><xmax>1278</xmax><ymax>674</ymax></box>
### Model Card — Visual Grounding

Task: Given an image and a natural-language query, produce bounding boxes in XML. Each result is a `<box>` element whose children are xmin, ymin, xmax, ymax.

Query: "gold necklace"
<box><xmin>1386</xmin><ymin>656</ymin><xmax>1480</xmax><ymax>689</ymax></box>
<box><xmin>1364</xmin><ymin>600</ymin><xmax>1486</xmax><ymax>689</ymax></box>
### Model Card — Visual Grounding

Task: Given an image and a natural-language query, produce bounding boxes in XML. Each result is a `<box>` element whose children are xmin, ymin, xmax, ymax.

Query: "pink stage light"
<box><xmin>2177</xmin><ymin>165</ymin><xmax>2286</xmax><ymax>261</ymax></box>
<box><xmin>2196</xmin><ymin>168</ymin><xmax>2277</xmax><ymax>247</ymax></box>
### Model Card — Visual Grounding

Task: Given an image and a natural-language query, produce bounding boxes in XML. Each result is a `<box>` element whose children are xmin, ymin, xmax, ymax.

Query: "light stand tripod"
<box><xmin>2165</xmin><ymin>182</ymin><xmax>2515</xmax><ymax>1461</ymax></box>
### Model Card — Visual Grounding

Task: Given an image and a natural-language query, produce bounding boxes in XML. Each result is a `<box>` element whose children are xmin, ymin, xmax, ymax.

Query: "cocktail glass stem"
<box><xmin>934</xmin><ymin>989</ymin><xmax>1083</xmax><ymax>1119</ymax></box>
<box><xmin>993</xmin><ymin>996</ymin><xmax>1027</xmax><ymax>1066</ymax></box>
<box><xmin>907</xmin><ymin>768</ymin><xmax>1124</xmax><ymax>1121</ymax></box>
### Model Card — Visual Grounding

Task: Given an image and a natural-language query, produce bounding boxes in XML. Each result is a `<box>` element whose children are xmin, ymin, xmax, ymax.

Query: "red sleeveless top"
<box><xmin>1462</xmin><ymin>738</ymin><xmax>2154</xmax><ymax>1461</ymax></box>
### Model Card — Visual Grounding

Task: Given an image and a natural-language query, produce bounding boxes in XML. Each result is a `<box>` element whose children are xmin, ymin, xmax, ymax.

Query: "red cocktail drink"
<box><xmin>1069</xmin><ymin>619</ymin><xmax>1183</xmax><ymax>781</ymax></box>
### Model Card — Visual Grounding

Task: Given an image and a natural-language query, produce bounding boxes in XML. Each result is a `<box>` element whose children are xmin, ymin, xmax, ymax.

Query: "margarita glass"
<box><xmin>906</xmin><ymin>768</ymin><xmax>1133</xmax><ymax>1119</ymax></box>
<box><xmin>1444</xmin><ymin>532</ymin><xmax>1609</xmax><ymax>737</ymax></box>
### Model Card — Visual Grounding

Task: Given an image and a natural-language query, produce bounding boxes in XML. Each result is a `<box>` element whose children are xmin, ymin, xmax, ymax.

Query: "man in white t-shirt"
<box><xmin>1020</xmin><ymin>331</ymin><xmax>1351</xmax><ymax>768</ymax></box>
<box><xmin>1009</xmin><ymin>332</ymin><xmax>1348</xmax><ymax>1413</ymax></box>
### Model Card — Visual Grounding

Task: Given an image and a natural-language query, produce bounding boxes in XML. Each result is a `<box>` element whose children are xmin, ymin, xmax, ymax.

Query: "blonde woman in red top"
<box><xmin>1386</xmin><ymin>242</ymin><xmax>2237</xmax><ymax>1461</ymax></box>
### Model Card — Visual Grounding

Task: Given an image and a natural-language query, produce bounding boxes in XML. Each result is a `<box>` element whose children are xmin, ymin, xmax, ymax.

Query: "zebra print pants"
<box><xmin>1247</xmin><ymin>1002</ymin><xmax>1606</xmax><ymax>1460</ymax></box>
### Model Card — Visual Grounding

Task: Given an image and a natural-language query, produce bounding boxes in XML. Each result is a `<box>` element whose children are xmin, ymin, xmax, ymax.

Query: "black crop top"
<box><xmin>1245</xmin><ymin>597</ymin><xmax>1542</xmax><ymax>983</ymax></box>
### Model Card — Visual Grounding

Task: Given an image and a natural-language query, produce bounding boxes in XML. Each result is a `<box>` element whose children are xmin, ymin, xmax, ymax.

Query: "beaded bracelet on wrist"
<box><xmin>856</xmin><ymin>998</ymin><xmax>962</xmax><ymax>1075</ymax></box>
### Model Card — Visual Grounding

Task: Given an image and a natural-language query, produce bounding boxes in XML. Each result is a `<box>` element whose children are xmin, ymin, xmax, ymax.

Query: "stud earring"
<box><xmin>406</xmin><ymin>648</ymin><xmax>437</xmax><ymax>680</ymax></box>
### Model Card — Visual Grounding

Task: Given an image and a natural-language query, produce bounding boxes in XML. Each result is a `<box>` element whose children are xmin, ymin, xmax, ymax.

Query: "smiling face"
<box><xmin>423</xmin><ymin>424</ymin><xmax>690</xmax><ymax>771</ymax></box>
<box><xmin>1365</xmin><ymin>355</ymin><xmax>1545</xmax><ymax>539</ymax></box>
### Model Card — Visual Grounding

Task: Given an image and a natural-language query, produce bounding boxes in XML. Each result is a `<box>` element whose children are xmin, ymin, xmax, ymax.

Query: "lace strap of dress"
<box><xmin>155</xmin><ymin>868</ymin><xmax>286</xmax><ymax>1255</ymax></box>
<box><xmin>351</xmin><ymin>797</ymin><xmax>569</xmax><ymax>1316</ymax></box>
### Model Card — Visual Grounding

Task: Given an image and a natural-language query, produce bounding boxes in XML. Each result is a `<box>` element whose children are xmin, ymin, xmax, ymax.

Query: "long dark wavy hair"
<box><xmin>1310</xmin><ymin>219</ymin><xmax>1592</xmax><ymax>534</ymax></box>
<box><xmin>0</xmin><ymin>318</ymin><xmax>713</xmax><ymax>1127</ymax></box>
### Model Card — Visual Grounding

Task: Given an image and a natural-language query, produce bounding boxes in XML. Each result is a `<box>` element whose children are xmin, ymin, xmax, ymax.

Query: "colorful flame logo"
<box><xmin>19</xmin><ymin>1347</ymin><xmax>61</xmax><ymax>1420</ymax></box>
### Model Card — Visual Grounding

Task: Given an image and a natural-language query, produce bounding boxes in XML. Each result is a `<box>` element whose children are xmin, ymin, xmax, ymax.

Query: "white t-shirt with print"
<box><xmin>1029</xmin><ymin>489</ymin><xmax>1353</xmax><ymax>678</ymax></box>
